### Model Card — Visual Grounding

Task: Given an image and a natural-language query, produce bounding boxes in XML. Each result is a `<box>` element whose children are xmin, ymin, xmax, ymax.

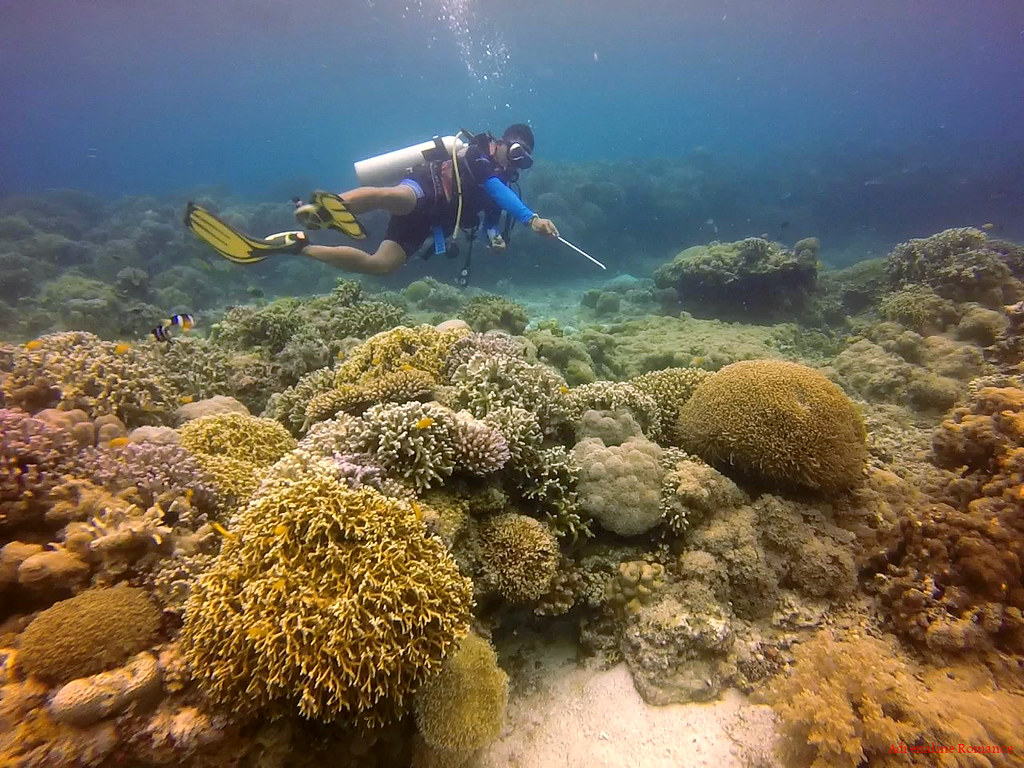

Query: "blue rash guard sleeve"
<box><xmin>482</xmin><ymin>176</ymin><xmax>536</xmax><ymax>224</ymax></box>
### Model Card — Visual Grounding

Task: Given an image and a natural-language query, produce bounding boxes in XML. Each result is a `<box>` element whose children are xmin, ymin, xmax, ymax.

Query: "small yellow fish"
<box><xmin>982</xmin><ymin>223</ymin><xmax>995</xmax><ymax>231</ymax></box>
<box><xmin>273</xmin><ymin>524</ymin><xmax>289</xmax><ymax>537</ymax></box>
<box><xmin>179</xmin><ymin>395</ymin><xmax>195</xmax><ymax>404</ymax></box>
<box><xmin>209</xmin><ymin>521</ymin><xmax>237</xmax><ymax>539</ymax></box>
<box><xmin>414</xmin><ymin>417</ymin><xmax>434</xmax><ymax>429</ymax></box>
<box><xmin>108</xmin><ymin>437</ymin><xmax>132</xmax><ymax>448</ymax></box>
<box><xmin>411</xmin><ymin>501</ymin><xmax>422</xmax><ymax>521</ymax></box>
<box><xmin>371</xmin><ymin>357</ymin><xmax>382</xmax><ymax>366</ymax></box>
<box><xmin>114</xmin><ymin>343</ymin><xmax>132</xmax><ymax>355</ymax></box>
<box><xmin>246</xmin><ymin>626</ymin><xmax>269</xmax><ymax>640</ymax></box>
<box><xmin>558</xmin><ymin>385</ymin><xmax>569</xmax><ymax>394</ymax></box>
<box><xmin>692</xmin><ymin>357</ymin><xmax>704</xmax><ymax>367</ymax></box>
<box><xmin>24</xmin><ymin>339</ymin><xmax>43</xmax><ymax>351</ymax></box>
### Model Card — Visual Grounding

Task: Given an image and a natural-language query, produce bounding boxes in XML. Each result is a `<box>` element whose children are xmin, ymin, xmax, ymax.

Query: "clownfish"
<box><xmin>152</xmin><ymin>313</ymin><xmax>195</xmax><ymax>343</ymax></box>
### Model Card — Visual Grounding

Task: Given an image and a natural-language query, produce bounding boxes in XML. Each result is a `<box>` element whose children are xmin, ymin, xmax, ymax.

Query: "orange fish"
<box><xmin>108</xmin><ymin>437</ymin><xmax>132</xmax><ymax>448</ymax></box>
<box><xmin>179</xmin><ymin>395</ymin><xmax>195</xmax><ymax>404</ymax></box>
<box><xmin>209</xmin><ymin>521</ymin><xmax>237</xmax><ymax>540</ymax></box>
<box><xmin>114</xmin><ymin>343</ymin><xmax>132</xmax><ymax>355</ymax></box>
<box><xmin>24</xmin><ymin>339</ymin><xmax>43</xmax><ymax>351</ymax></box>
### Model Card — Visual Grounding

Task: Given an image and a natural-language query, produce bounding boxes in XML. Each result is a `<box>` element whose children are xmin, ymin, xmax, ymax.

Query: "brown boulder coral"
<box><xmin>677</xmin><ymin>359</ymin><xmax>867</xmax><ymax>493</ymax></box>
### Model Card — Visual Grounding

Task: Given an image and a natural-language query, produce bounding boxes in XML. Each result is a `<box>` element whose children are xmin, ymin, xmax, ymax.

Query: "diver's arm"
<box><xmin>481</xmin><ymin>177</ymin><xmax>559</xmax><ymax>237</ymax></box>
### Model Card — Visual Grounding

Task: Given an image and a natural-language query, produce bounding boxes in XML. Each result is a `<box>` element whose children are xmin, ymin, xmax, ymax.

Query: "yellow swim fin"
<box><xmin>185</xmin><ymin>202</ymin><xmax>309</xmax><ymax>264</ymax></box>
<box><xmin>295</xmin><ymin>190</ymin><xmax>367</xmax><ymax>240</ymax></box>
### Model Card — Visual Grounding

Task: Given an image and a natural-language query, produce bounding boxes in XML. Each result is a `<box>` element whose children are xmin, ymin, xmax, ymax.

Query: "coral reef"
<box><xmin>573</xmin><ymin>436</ymin><xmax>665</xmax><ymax>535</ymax></box>
<box><xmin>459</xmin><ymin>295</ymin><xmax>529</xmax><ymax>335</ymax></box>
<box><xmin>181</xmin><ymin>460</ymin><xmax>472</xmax><ymax>724</ymax></box>
<box><xmin>678</xmin><ymin>359</ymin><xmax>868</xmax><ymax>493</ymax></box>
<box><xmin>478</xmin><ymin>513</ymin><xmax>560</xmax><ymax>603</ymax></box>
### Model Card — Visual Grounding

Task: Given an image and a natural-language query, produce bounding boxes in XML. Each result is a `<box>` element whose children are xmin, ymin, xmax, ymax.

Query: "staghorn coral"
<box><xmin>179</xmin><ymin>411</ymin><xmax>297</xmax><ymax>466</ymax></box>
<box><xmin>181</xmin><ymin>462</ymin><xmax>472</xmax><ymax>725</ymax></box>
<box><xmin>573</xmin><ymin>436</ymin><xmax>665</xmax><ymax>536</ymax></box>
<box><xmin>1</xmin><ymin>407</ymin><xmax>80</xmax><ymax>530</ymax></box>
<box><xmin>263</xmin><ymin>366</ymin><xmax>337</xmax><ymax>435</ymax></box>
<box><xmin>678</xmin><ymin>359</ymin><xmax>867</xmax><ymax>493</ymax></box>
<box><xmin>73</xmin><ymin>441</ymin><xmax>219</xmax><ymax>513</ymax></box>
<box><xmin>193</xmin><ymin>453</ymin><xmax>262</xmax><ymax>509</ymax></box>
<box><xmin>628</xmin><ymin>367</ymin><xmax>711</xmax><ymax>445</ymax></box>
<box><xmin>413</xmin><ymin>632</ymin><xmax>508</xmax><ymax>757</ymax></box>
<box><xmin>2</xmin><ymin>332</ymin><xmax>182</xmax><ymax>426</ymax></box>
<box><xmin>17</xmin><ymin>585</ymin><xmax>161</xmax><ymax>684</ymax></box>
<box><xmin>449</xmin><ymin>351</ymin><xmax>572</xmax><ymax>436</ymax></box>
<box><xmin>478</xmin><ymin>513</ymin><xmax>560</xmax><ymax>603</ymax></box>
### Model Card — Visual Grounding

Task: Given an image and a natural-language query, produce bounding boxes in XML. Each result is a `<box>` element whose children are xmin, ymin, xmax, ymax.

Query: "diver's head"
<box><xmin>497</xmin><ymin>123</ymin><xmax>535</xmax><ymax>170</ymax></box>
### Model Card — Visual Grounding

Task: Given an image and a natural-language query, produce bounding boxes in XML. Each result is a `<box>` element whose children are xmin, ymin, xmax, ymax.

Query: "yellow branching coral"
<box><xmin>178</xmin><ymin>412</ymin><xmax>296</xmax><ymax>466</ymax></box>
<box><xmin>181</xmin><ymin>462</ymin><xmax>473</xmax><ymax>725</ymax></box>
<box><xmin>479</xmin><ymin>513</ymin><xmax>560</xmax><ymax>602</ymax></box>
<box><xmin>629</xmin><ymin>367</ymin><xmax>711</xmax><ymax>445</ymax></box>
<box><xmin>334</xmin><ymin>325</ymin><xmax>469</xmax><ymax>387</ymax></box>
<box><xmin>678</xmin><ymin>360</ymin><xmax>867</xmax><ymax>493</ymax></box>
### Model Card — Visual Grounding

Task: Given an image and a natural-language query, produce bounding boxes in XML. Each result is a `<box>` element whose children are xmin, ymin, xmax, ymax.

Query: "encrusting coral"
<box><xmin>181</xmin><ymin>460</ymin><xmax>473</xmax><ymax>725</ymax></box>
<box><xmin>678</xmin><ymin>359</ymin><xmax>868</xmax><ymax>493</ymax></box>
<box><xmin>17</xmin><ymin>584</ymin><xmax>161</xmax><ymax>684</ymax></box>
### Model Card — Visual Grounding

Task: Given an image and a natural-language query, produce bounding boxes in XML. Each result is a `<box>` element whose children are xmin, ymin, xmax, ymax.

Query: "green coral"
<box><xmin>18</xmin><ymin>585</ymin><xmax>160</xmax><ymax>684</ymax></box>
<box><xmin>459</xmin><ymin>295</ymin><xmax>529</xmax><ymax>335</ymax></box>
<box><xmin>414</xmin><ymin>633</ymin><xmax>508</xmax><ymax>754</ymax></box>
<box><xmin>878</xmin><ymin>286</ymin><xmax>960</xmax><ymax>334</ymax></box>
<box><xmin>181</xmin><ymin>462</ymin><xmax>473</xmax><ymax>724</ymax></box>
<box><xmin>179</xmin><ymin>412</ymin><xmax>297</xmax><ymax>466</ymax></box>
<box><xmin>678</xmin><ymin>360</ymin><xmax>867</xmax><ymax>493</ymax></box>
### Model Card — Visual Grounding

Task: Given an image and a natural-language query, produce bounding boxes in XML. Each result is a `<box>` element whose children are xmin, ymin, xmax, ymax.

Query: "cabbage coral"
<box><xmin>181</xmin><ymin>463</ymin><xmax>472</xmax><ymax>725</ymax></box>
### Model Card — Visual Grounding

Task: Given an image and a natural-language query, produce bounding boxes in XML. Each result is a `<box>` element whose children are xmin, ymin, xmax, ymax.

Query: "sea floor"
<box><xmin>474</xmin><ymin>627</ymin><xmax>779</xmax><ymax>768</ymax></box>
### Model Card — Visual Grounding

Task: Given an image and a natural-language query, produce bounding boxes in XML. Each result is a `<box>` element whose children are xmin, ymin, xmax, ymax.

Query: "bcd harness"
<box><xmin>412</xmin><ymin>132</ymin><xmax>524</xmax><ymax>287</ymax></box>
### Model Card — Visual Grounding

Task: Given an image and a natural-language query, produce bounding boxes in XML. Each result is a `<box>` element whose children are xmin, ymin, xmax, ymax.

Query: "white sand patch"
<box><xmin>472</xmin><ymin>639</ymin><xmax>780</xmax><ymax>768</ymax></box>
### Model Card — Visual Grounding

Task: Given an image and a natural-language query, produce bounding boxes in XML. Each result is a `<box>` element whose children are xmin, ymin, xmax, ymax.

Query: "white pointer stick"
<box><xmin>557</xmin><ymin>236</ymin><xmax>606</xmax><ymax>270</ymax></box>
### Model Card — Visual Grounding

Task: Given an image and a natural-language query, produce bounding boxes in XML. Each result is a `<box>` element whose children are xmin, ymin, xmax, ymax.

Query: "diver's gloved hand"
<box><xmin>488</xmin><ymin>233</ymin><xmax>507</xmax><ymax>251</ymax></box>
<box><xmin>529</xmin><ymin>215</ymin><xmax>559</xmax><ymax>238</ymax></box>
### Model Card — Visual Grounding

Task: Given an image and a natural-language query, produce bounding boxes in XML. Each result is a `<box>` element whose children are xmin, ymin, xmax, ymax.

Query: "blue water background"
<box><xmin>2</xmin><ymin>0</ymin><xmax>1023</xmax><ymax>273</ymax></box>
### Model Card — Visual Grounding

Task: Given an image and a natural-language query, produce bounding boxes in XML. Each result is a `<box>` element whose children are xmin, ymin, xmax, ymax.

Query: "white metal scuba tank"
<box><xmin>353</xmin><ymin>135</ymin><xmax>468</xmax><ymax>187</ymax></box>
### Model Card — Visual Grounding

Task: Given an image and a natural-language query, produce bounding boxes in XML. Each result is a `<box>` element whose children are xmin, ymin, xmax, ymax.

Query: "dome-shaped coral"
<box><xmin>414</xmin><ymin>632</ymin><xmax>508</xmax><ymax>754</ymax></box>
<box><xmin>178</xmin><ymin>412</ymin><xmax>296</xmax><ymax>466</ymax></box>
<box><xmin>18</xmin><ymin>585</ymin><xmax>161</xmax><ymax>684</ymax></box>
<box><xmin>181</xmin><ymin>462</ymin><xmax>472</xmax><ymax>725</ymax></box>
<box><xmin>677</xmin><ymin>360</ymin><xmax>867</xmax><ymax>493</ymax></box>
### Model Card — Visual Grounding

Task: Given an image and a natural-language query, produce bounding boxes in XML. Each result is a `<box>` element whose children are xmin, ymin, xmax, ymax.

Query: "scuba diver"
<box><xmin>185</xmin><ymin>124</ymin><xmax>560</xmax><ymax>284</ymax></box>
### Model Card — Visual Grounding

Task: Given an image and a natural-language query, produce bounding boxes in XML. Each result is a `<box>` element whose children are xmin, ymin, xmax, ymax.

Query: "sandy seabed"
<box><xmin>472</xmin><ymin>634</ymin><xmax>780</xmax><ymax>768</ymax></box>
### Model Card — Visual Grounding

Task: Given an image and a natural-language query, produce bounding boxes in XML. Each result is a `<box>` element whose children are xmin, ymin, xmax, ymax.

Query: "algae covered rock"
<box><xmin>678</xmin><ymin>359</ymin><xmax>867</xmax><ymax>493</ymax></box>
<box><xmin>653</xmin><ymin>237</ymin><xmax>819</xmax><ymax>322</ymax></box>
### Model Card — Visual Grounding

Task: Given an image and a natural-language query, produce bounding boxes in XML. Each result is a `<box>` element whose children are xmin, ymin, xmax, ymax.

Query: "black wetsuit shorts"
<box><xmin>386</xmin><ymin>164</ymin><xmax>454</xmax><ymax>259</ymax></box>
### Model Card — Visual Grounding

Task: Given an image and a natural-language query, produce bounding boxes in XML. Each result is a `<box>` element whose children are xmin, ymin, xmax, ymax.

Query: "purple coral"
<box><xmin>329</xmin><ymin>452</ymin><xmax>388</xmax><ymax>490</ymax></box>
<box><xmin>1</xmin><ymin>408</ymin><xmax>80</xmax><ymax>527</ymax></box>
<box><xmin>452</xmin><ymin>414</ymin><xmax>510</xmax><ymax>475</ymax></box>
<box><xmin>74</xmin><ymin>442</ymin><xmax>219</xmax><ymax>514</ymax></box>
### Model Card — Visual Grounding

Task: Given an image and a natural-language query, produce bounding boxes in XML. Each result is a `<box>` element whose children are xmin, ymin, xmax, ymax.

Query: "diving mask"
<box><xmin>506</xmin><ymin>141</ymin><xmax>534</xmax><ymax>170</ymax></box>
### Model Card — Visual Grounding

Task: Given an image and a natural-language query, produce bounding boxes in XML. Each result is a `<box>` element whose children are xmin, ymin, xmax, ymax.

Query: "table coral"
<box><xmin>181</xmin><ymin>462</ymin><xmax>472</xmax><ymax>725</ymax></box>
<box><xmin>678</xmin><ymin>359</ymin><xmax>868</xmax><ymax>493</ymax></box>
<box><xmin>17</xmin><ymin>584</ymin><xmax>161</xmax><ymax>684</ymax></box>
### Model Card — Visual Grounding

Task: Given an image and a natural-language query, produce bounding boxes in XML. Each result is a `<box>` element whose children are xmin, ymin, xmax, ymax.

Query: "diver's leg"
<box><xmin>302</xmin><ymin>239</ymin><xmax>407</xmax><ymax>275</ymax></box>
<box><xmin>337</xmin><ymin>185</ymin><xmax>417</xmax><ymax>215</ymax></box>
